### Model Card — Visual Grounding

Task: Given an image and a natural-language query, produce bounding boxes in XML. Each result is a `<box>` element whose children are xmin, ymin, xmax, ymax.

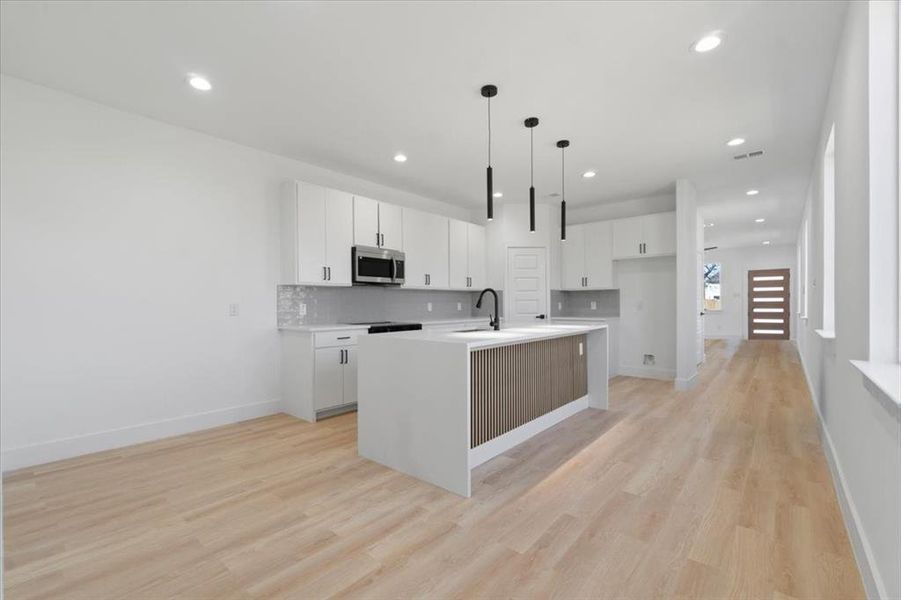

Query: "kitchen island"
<box><xmin>357</xmin><ymin>323</ymin><xmax>608</xmax><ymax>496</ymax></box>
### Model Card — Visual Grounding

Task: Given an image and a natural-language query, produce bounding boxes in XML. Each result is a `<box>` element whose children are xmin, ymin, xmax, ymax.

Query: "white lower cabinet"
<box><xmin>281</xmin><ymin>328</ymin><xmax>364</xmax><ymax>422</ymax></box>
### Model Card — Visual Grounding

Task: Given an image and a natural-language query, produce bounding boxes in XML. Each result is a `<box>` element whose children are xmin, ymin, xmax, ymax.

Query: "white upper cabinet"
<box><xmin>612</xmin><ymin>211</ymin><xmax>676</xmax><ymax>259</ymax></box>
<box><xmin>448</xmin><ymin>219</ymin><xmax>487</xmax><ymax>290</ymax></box>
<box><xmin>641</xmin><ymin>211</ymin><xmax>676</xmax><ymax>257</ymax></box>
<box><xmin>611</xmin><ymin>216</ymin><xmax>644</xmax><ymax>259</ymax></box>
<box><xmin>561</xmin><ymin>224</ymin><xmax>586</xmax><ymax>290</ymax></box>
<box><xmin>584</xmin><ymin>220</ymin><xmax>614</xmax><ymax>288</ymax></box>
<box><xmin>467</xmin><ymin>223</ymin><xmax>486</xmax><ymax>290</ymax></box>
<box><xmin>403</xmin><ymin>208</ymin><xmax>449</xmax><ymax>288</ymax></box>
<box><xmin>561</xmin><ymin>222</ymin><xmax>613</xmax><ymax>290</ymax></box>
<box><xmin>353</xmin><ymin>196</ymin><xmax>403</xmax><ymax>250</ymax></box>
<box><xmin>448</xmin><ymin>219</ymin><xmax>468</xmax><ymax>289</ymax></box>
<box><xmin>281</xmin><ymin>181</ymin><xmax>353</xmax><ymax>286</ymax></box>
<box><xmin>378</xmin><ymin>202</ymin><xmax>403</xmax><ymax>250</ymax></box>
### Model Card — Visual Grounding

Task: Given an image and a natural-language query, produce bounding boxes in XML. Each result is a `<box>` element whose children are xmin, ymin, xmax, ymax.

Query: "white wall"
<box><xmin>567</xmin><ymin>193</ymin><xmax>675</xmax><ymax>224</ymax></box>
<box><xmin>614</xmin><ymin>256</ymin><xmax>677</xmax><ymax>379</ymax></box>
<box><xmin>703</xmin><ymin>243</ymin><xmax>798</xmax><ymax>340</ymax></box>
<box><xmin>675</xmin><ymin>179</ymin><xmax>699</xmax><ymax>389</ymax></box>
<box><xmin>795</xmin><ymin>3</ymin><xmax>900</xmax><ymax>599</ymax></box>
<box><xmin>0</xmin><ymin>75</ymin><xmax>471</xmax><ymax>470</ymax></box>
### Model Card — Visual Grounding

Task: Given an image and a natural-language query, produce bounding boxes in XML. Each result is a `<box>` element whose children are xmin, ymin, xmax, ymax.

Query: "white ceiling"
<box><xmin>0</xmin><ymin>1</ymin><xmax>846</xmax><ymax>249</ymax></box>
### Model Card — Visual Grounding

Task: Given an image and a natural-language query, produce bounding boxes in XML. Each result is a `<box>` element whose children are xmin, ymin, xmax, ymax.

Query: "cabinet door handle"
<box><xmin>339</xmin><ymin>349</ymin><xmax>344</xmax><ymax>364</ymax></box>
<box><xmin>380</xmin><ymin>233</ymin><xmax>385</xmax><ymax>247</ymax></box>
<box><xmin>585</xmin><ymin>276</ymin><xmax>589</xmax><ymax>287</ymax></box>
<box><xmin>337</xmin><ymin>336</ymin><xmax>351</xmax><ymax>340</ymax></box>
<box><xmin>376</xmin><ymin>232</ymin><xmax>381</xmax><ymax>247</ymax></box>
<box><xmin>327</xmin><ymin>266</ymin><xmax>331</xmax><ymax>280</ymax></box>
<box><xmin>323</xmin><ymin>266</ymin><xmax>327</xmax><ymax>280</ymax></box>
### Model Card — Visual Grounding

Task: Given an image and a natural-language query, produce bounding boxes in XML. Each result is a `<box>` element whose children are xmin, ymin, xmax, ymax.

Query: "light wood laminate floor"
<box><xmin>3</xmin><ymin>340</ymin><xmax>864</xmax><ymax>599</ymax></box>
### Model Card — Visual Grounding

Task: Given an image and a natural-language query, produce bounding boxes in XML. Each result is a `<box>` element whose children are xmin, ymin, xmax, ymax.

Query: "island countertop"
<box><xmin>367</xmin><ymin>322</ymin><xmax>607</xmax><ymax>349</ymax></box>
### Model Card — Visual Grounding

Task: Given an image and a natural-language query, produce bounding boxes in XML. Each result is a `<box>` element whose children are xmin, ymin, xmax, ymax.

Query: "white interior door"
<box><xmin>505</xmin><ymin>247</ymin><xmax>548</xmax><ymax>323</ymax></box>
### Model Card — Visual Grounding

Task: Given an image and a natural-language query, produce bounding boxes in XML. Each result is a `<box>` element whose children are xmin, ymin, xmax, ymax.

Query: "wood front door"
<box><xmin>748</xmin><ymin>268</ymin><xmax>791</xmax><ymax>340</ymax></box>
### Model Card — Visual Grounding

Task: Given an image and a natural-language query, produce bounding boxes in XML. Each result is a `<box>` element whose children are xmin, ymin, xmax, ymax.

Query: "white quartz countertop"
<box><xmin>361</xmin><ymin>322</ymin><xmax>607</xmax><ymax>349</ymax></box>
<box><xmin>278</xmin><ymin>316</ymin><xmax>492</xmax><ymax>333</ymax></box>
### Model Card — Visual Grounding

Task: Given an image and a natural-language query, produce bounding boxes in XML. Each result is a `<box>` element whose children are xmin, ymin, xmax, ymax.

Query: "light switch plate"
<box><xmin>298</xmin><ymin>303</ymin><xmax>307</xmax><ymax>316</ymax></box>
<box><xmin>558</xmin><ymin>302</ymin><xmax>563</xmax><ymax>311</ymax></box>
<box><xmin>590</xmin><ymin>301</ymin><xmax>597</xmax><ymax>310</ymax></box>
<box><xmin>457</xmin><ymin>302</ymin><xmax>462</xmax><ymax>311</ymax></box>
<box><xmin>427</xmin><ymin>302</ymin><xmax>433</xmax><ymax>312</ymax></box>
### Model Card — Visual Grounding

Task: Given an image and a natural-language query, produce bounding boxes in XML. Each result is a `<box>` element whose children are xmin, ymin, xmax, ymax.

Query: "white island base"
<box><xmin>357</xmin><ymin>323</ymin><xmax>608</xmax><ymax>497</ymax></box>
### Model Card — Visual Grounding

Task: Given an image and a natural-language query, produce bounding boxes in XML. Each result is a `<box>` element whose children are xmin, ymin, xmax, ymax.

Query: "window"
<box><xmin>822</xmin><ymin>124</ymin><xmax>836</xmax><ymax>333</ymax></box>
<box><xmin>704</xmin><ymin>262</ymin><xmax>722</xmax><ymax>311</ymax></box>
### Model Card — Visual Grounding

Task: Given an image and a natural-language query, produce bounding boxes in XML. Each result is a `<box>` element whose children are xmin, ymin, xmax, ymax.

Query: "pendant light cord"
<box><xmin>487</xmin><ymin>96</ymin><xmax>491</xmax><ymax>167</ymax></box>
<box><xmin>561</xmin><ymin>145</ymin><xmax>565</xmax><ymax>200</ymax></box>
<box><xmin>530</xmin><ymin>127</ymin><xmax>534</xmax><ymax>186</ymax></box>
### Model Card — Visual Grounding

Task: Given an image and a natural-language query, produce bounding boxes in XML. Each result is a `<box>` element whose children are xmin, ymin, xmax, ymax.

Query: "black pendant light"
<box><xmin>481</xmin><ymin>84</ymin><xmax>498</xmax><ymax>221</ymax></box>
<box><xmin>557</xmin><ymin>140</ymin><xmax>569</xmax><ymax>241</ymax></box>
<box><xmin>524</xmin><ymin>117</ymin><xmax>539</xmax><ymax>232</ymax></box>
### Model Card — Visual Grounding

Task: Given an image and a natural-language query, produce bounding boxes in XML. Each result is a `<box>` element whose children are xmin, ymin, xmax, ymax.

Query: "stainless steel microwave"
<box><xmin>352</xmin><ymin>246</ymin><xmax>405</xmax><ymax>285</ymax></box>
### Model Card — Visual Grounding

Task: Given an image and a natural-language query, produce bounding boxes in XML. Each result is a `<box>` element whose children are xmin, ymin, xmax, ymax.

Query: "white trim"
<box><xmin>1</xmin><ymin>399</ymin><xmax>282</xmax><ymax>472</ymax></box>
<box><xmin>815</xmin><ymin>328</ymin><xmax>837</xmax><ymax>340</ymax></box>
<box><xmin>797</xmin><ymin>349</ymin><xmax>887</xmax><ymax>600</ymax></box>
<box><xmin>616</xmin><ymin>365</ymin><xmax>676</xmax><ymax>380</ymax></box>
<box><xmin>469</xmin><ymin>396</ymin><xmax>589</xmax><ymax>468</ymax></box>
<box><xmin>674</xmin><ymin>372</ymin><xmax>698</xmax><ymax>391</ymax></box>
<box><xmin>850</xmin><ymin>360</ymin><xmax>901</xmax><ymax>407</ymax></box>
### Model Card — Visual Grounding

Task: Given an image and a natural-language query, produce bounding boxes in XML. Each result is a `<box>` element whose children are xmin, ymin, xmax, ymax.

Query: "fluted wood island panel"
<box><xmin>470</xmin><ymin>335</ymin><xmax>588</xmax><ymax>448</ymax></box>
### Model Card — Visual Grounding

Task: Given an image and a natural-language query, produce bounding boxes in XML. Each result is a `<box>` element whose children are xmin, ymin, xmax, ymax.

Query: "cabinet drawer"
<box><xmin>314</xmin><ymin>330</ymin><xmax>364</xmax><ymax>348</ymax></box>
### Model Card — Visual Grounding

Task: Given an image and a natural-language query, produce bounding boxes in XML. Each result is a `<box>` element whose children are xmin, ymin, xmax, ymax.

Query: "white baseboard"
<box><xmin>469</xmin><ymin>396</ymin><xmax>589</xmax><ymax>468</ymax></box>
<box><xmin>674</xmin><ymin>371</ymin><xmax>698</xmax><ymax>391</ymax></box>
<box><xmin>617</xmin><ymin>365</ymin><xmax>675</xmax><ymax>380</ymax></box>
<box><xmin>797</xmin><ymin>350</ymin><xmax>886</xmax><ymax>600</ymax></box>
<box><xmin>1</xmin><ymin>399</ymin><xmax>282</xmax><ymax>472</ymax></box>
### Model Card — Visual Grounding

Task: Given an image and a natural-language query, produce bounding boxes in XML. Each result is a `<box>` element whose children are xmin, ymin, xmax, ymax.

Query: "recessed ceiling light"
<box><xmin>187</xmin><ymin>74</ymin><xmax>212</xmax><ymax>91</ymax></box>
<box><xmin>693</xmin><ymin>34</ymin><xmax>722</xmax><ymax>53</ymax></box>
<box><xmin>746</xmin><ymin>189</ymin><xmax>759</xmax><ymax>196</ymax></box>
<box><xmin>755</xmin><ymin>218</ymin><xmax>766</xmax><ymax>223</ymax></box>
<box><xmin>393</xmin><ymin>153</ymin><xmax>407</xmax><ymax>163</ymax></box>
<box><xmin>762</xmin><ymin>240</ymin><xmax>771</xmax><ymax>245</ymax></box>
<box><xmin>493</xmin><ymin>192</ymin><xmax>503</xmax><ymax>198</ymax></box>
<box><xmin>582</xmin><ymin>171</ymin><xmax>596</xmax><ymax>178</ymax></box>
<box><xmin>726</xmin><ymin>137</ymin><xmax>745</xmax><ymax>147</ymax></box>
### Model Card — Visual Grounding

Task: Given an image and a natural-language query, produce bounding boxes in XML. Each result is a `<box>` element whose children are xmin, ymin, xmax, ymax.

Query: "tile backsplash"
<box><xmin>551</xmin><ymin>289</ymin><xmax>620</xmax><ymax>318</ymax></box>
<box><xmin>278</xmin><ymin>285</ymin><xmax>504</xmax><ymax>327</ymax></box>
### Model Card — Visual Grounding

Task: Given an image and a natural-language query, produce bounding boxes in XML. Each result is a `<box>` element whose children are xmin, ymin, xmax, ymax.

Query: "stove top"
<box><xmin>344</xmin><ymin>321</ymin><xmax>423</xmax><ymax>334</ymax></box>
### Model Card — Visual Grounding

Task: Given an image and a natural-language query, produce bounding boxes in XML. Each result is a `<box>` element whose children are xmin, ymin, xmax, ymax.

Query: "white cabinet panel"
<box><xmin>343</xmin><ymin>347</ymin><xmax>358</xmax><ymax>406</ymax></box>
<box><xmin>562</xmin><ymin>224</ymin><xmax>586</xmax><ymax>290</ymax></box>
<box><xmin>448</xmin><ymin>219</ymin><xmax>469</xmax><ymax>289</ymax></box>
<box><xmin>584</xmin><ymin>220</ymin><xmax>613</xmax><ymax>289</ymax></box>
<box><xmin>324</xmin><ymin>188</ymin><xmax>354</xmax><ymax>285</ymax></box>
<box><xmin>295</xmin><ymin>182</ymin><xmax>327</xmax><ymax>284</ymax></box>
<box><xmin>281</xmin><ymin>181</ymin><xmax>351</xmax><ymax>286</ymax></box>
<box><xmin>314</xmin><ymin>347</ymin><xmax>344</xmax><ymax>410</ymax></box>
<box><xmin>353</xmin><ymin>196</ymin><xmax>380</xmax><ymax>247</ymax></box>
<box><xmin>643</xmin><ymin>211</ymin><xmax>676</xmax><ymax>256</ymax></box>
<box><xmin>379</xmin><ymin>202</ymin><xmax>404</xmax><ymax>251</ymax></box>
<box><xmin>467</xmin><ymin>223</ymin><xmax>486</xmax><ymax>290</ymax></box>
<box><xmin>612</xmin><ymin>216</ymin><xmax>643</xmax><ymax>259</ymax></box>
<box><xmin>403</xmin><ymin>208</ymin><xmax>448</xmax><ymax>288</ymax></box>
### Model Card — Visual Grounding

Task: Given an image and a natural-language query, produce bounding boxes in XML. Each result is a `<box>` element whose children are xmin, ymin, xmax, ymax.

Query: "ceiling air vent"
<box><xmin>734</xmin><ymin>149</ymin><xmax>765</xmax><ymax>160</ymax></box>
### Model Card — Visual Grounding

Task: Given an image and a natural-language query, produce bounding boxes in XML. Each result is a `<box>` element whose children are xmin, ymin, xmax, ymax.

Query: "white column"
<box><xmin>675</xmin><ymin>179</ymin><xmax>700</xmax><ymax>390</ymax></box>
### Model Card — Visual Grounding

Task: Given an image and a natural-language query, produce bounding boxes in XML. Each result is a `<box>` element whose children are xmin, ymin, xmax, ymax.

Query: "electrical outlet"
<box><xmin>298</xmin><ymin>303</ymin><xmax>307</xmax><ymax>316</ymax></box>
<box><xmin>579</xmin><ymin>342</ymin><xmax>584</xmax><ymax>356</ymax></box>
<box><xmin>228</xmin><ymin>303</ymin><xmax>240</xmax><ymax>317</ymax></box>
<box><xmin>590</xmin><ymin>300</ymin><xmax>597</xmax><ymax>310</ymax></box>
<box><xmin>558</xmin><ymin>302</ymin><xmax>563</xmax><ymax>311</ymax></box>
<box><xmin>457</xmin><ymin>302</ymin><xmax>462</xmax><ymax>311</ymax></box>
<box><xmin>427</xmin><ymin>302</ymin><xmax>433</xmax><ymax>312</ymax></box>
